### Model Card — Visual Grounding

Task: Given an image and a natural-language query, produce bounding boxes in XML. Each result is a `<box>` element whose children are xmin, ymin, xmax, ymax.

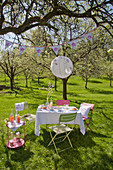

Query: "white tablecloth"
<box><xmin>35</xmin><ymin>107</ymin><xmax>85</xmax><ymax>136</ymax></box>
<box><xmin>7</xmin><ymin>121</ymin><xmax>25</xmax><ymax>132</ymax></box>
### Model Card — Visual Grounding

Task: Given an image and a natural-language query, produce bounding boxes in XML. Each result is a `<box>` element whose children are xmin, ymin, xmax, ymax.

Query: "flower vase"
<box><xmin>45</xmin><ymin>97</ymin><xmax>49</xmax><ymax>108</ymax></box>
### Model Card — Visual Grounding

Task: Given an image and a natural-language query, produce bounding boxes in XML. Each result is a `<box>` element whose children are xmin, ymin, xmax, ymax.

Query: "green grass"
<box><xmin>0</xmin><ymin>75</ymin><xmax>113</xmax><ymax>170</ymax></box>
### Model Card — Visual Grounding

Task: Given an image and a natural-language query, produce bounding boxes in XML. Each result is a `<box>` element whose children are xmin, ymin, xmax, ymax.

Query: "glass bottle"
<box><xmin>45</xmin><ymin>97</ymin><xmax>49</xmax><ymax>106</ymax></box>
<box><xmin>50</xmin><ymin>97</ymin><xmax>53</xmax><ymax>107</ymax></box>
<box><xmin>15</xmin><ymin>111</ymin><xmax>18</xmax><ymax>123</ymax></box>
<box><xmin>10</xmin><ymin>109</ymin><xmax>14</xmax><ymax>123</ymax></box>
<box><xmin>17</xmin><ymin>114</ymin><xmax>20</xmax><ymax>123</ymax></box>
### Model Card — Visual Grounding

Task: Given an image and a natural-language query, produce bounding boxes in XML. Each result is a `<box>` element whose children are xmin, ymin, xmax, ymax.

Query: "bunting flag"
<box><xmin>19</xmin><ymin>46</ymin><xmax>27</xmax><ymax>55</ymax></box>
<box><xmin>84</xmin><ymin>32</ymin><xmax>93</xmax><ymax>42</ymax></box>
<box><xmin>35</xmin><ymin>47</ymin><xmax>44</xmax><ymax>56</ymax></box>
<box><xmin>67</xmin><ymin>40</ymin><xmax>77</xmax><ymax>50</ymax></box>
<box><xmin>0</xmin><ymin>25</ymin><xmax>100</xmax><ymax>57</ymax></box>
<box><xmin>5</xmin><ymin>40</ymin><xmax>13</xmax><ymax>49</ymax></box>
<box><xmin>51</xmin><ymin>45</ymin><xmax>61</xmax><ymax>55</ymax></box>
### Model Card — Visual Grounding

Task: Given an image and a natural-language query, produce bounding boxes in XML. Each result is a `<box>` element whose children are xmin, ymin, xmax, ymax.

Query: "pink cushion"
<box><xmin>56</xmin><ymin>100</ymin><xmax>70</xmax><ymax>106</ymax></box>
<box><xmin>78</xmin><ymin>105</ymin><xmax>91</xmax><ymax>118</ymax></box>
<box><xmin>81</xmin><ymin>103</ymin><xmax>94</xmax><ymax>111</ymax></box>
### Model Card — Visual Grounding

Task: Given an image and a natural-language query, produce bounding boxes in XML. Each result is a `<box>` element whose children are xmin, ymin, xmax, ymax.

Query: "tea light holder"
<box><xmin>16</xmin><ymin>132</ymin><xmax>20</xmax><ymax>142</ymax></box>
<box><xmin>10</xmin><ymin>139</ymin><xmax>14</xmax><ymax>146</ymax></box>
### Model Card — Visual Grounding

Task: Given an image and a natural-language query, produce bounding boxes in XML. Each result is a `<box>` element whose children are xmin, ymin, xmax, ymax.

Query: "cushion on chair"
<box><xmin>49</xmin><ymin>124</ymin><xmax>72</xmax><ymax>134</ymax></box>
<box><xmin>56</xmin><ymin>100</ymin><xmax>70</xmax><ymax>106</ymax></box>
<box><xmin>81</xmin><ymin>103</ymin><xmax>94</xmax><ymax>111</ymax></box>
<box><xmin>78</xmin><ymin>105</ymin><xmax>91</xmax><ymax>118</ymax></box>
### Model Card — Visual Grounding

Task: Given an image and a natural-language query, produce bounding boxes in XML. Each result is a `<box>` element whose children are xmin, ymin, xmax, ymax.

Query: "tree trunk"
<box><xmin>38</xmin><ymin>77</ymin><xmax>40</xmax><ymax>84</ymax></box>
<box><xmin>85</xmin><ymin>78</ymin><xmax>88</xmax><ymax>89</ymax></box>
<box><xmin>10</xmin><ymin>77</ymin><xmax>14</xmax><ymax>91</ymax></box>
<box><xmin>62</xmin><ymin>79</ymin><xmax>67</xmax><ymax>100</ymax></box>
<box><xmin>4</xmin><ymin>74</ymin><xmax>6</xmax><ymax>84</ymax></box>
<box><xmin>10</xmin><ymin>67</ymin><xmax>14</xmax><ymax>90</ymax></box>
<box><xmin>26</xmin><ymin>76</ymin><xmax>28</xmax><ymax>87</ymax></box>
<box><xmin>110</xmin><ymin>78</ymin><xmax>112</xmax><ymax>87</ymax></box>
<box><xmin>55</xmin><ymin>76</ymin><xmax>57</xmax><ymax>91</ymax></box>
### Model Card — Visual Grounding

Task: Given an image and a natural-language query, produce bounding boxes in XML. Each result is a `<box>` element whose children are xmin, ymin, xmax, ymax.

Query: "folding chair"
<box><xmin>47</xmin><ymin>113</ymin><xmax>76</xmax><ymax>154</ymax></box>
<box><xmin>15</xmin><ymin>102</ymin><xmax>36</xmax><ymax>123</ymax></box>
<box><xmin>56</xmin><ymin>100</ymin><xmax>70</xmax><ymax>106</ymax></box>
<box><xmin>80</xmin><ymin>103</ymin><xmax>95</xmax><ymax>131</ymax></box>
<box><xmin>15</xmin><ymin>101</ymin><xmax>29</xmax><ymax>115</ymax></box>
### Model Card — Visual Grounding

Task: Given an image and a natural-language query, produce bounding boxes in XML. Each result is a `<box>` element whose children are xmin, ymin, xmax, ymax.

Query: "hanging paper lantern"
<box><xmin>51</xmin><ymin>56</ymin><xmax>73</xmax><ymax>78</ymax></box>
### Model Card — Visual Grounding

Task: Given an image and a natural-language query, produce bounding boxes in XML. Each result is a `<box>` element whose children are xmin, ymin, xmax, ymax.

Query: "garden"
<box><xmin>0</xmin><ymin>1</ymin><xmax>113</xmax><ymax>169</ymax></box>
<box><xmin>0</xmin><ymin>75</ymin><xmax>113</xmax><ymax>170</ymax></box>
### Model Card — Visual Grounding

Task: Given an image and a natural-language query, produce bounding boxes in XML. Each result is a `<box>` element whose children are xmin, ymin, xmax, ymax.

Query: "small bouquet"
<box><xmin>38</xmin><ymin>81</ymin><xmax>54</xmax><ymax>98</ymax></box>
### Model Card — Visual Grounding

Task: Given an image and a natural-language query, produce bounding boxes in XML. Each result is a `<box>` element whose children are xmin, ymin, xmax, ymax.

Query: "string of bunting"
<box><xmin>0</xmin><ymin>25</ymin><xmax>100</xmax><ymax>56</ymax></box>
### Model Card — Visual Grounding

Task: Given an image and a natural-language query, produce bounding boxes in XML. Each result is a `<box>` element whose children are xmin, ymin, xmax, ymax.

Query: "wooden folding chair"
<box><xmin>81</xmin><ymin>103</ymin><xmax>95</xmax><ymax>131</ymax></box>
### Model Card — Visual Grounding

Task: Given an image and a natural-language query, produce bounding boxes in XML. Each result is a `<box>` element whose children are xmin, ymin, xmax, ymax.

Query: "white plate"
<box><xmin>68</xmin><ymin>106</ymin><xmax>78</xmax><ymax>111</ymax></box>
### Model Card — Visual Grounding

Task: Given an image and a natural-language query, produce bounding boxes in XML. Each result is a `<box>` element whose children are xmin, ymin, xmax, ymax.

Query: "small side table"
<box><xmin>6</xmin><ymin>120</ymin><xmax>26</xmax><ymax>149</ymax></box>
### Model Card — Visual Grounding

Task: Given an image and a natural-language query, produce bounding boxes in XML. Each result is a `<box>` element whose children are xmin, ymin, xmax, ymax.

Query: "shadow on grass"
<box><xmin>5</xmin><ymin>147</ymin><xmax>34</xmax><ymax>169</ymax></box>
<box><xmin>25</xmin><ymin>130</ymin><xmax>37</xmax><ymax>141</ymax></box>
<box><xmin>38</xmin><ymin>127</ymin><xmax>97</xmax><ymax>151</ymax></box>
<box><xmin>37</xmin><ymin>126</ymin><xmax>110</xmax><ymax>169</ymax></box>
<box><xmin>101</xmin><ymin>110</ymin><xmax>113</xmax><ymax>121</ymax></box>
<box><xmin>38</xmin><ymin>127</ymin><xmax>98</xmax><ymax>169</ymax></box>
<box><xmin>11</xmin><ymin>147</ymin><xmax>34</xmax><ymax>162</ymax></box>
<box><xmin>89</xmin><ymin>130</ymin><xmax>107</xmax><ymax>138</ymax></box>
<box><xmin>1</xmin><ymin>129</ymin><xmax>34</xmax><ymax>170</ymax></box>
<box><xmin>87</xmin><ymin>88</ymin><xmax>113</xmax><ymax>94</ymax></box>
<box><xmin>82</xmin><ymin>151</ymin><xmax>113</xmax><ymax>170</ymax></box>
<box><xmin>68</xmin><ymin>82</ymin><xmax>79</xmax><ymax>86</ymax></box>
<box><xmin>88</xmin><ymin>80</ymin><xmax>102</xmax><ymax>84</ymax></box>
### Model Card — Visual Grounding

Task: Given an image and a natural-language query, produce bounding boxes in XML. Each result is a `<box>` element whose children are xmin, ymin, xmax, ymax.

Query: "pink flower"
<box><xmin>37</xmin><ymin>49</ymin><xmax>41</xmax><ymax>53</ymax></box>
<box><xmin>39</xmin><ymin>81</ymin><xmax>54</xmax><ymax>98</ymax></box>
<box><xmin>88</xmin><ymin>35</ymin><xmax>92</xmax><ymax>39</ymax></box>
<box><xmin>20</xmin><ymin>48</ymin><xmax>24</xmax><ymax>51</ymax></box>
<box><xmin>72</xmin><ymin>42</ymin><xmax>76</xmax><ymax>47</ymax></box>
<box><xmin>66</xmin><ymin>59</ymin><xmax>69</xmax><ymax>63</ymax></box>
<box><xmin>54</xmin><ymin>48</ymin><xmax>58</xmax><ymax>51</ymax></box>
<box><xmin>6</xmin><ymin>43</ymin><xmax>9</xmax><ymax>47</ymax></box>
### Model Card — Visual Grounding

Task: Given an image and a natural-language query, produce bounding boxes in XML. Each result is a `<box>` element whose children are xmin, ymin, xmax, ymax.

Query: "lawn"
<box><xmin>0</xmin><ymin>75</ymin><xmax>113</xmax><ymax>170</ymax></box>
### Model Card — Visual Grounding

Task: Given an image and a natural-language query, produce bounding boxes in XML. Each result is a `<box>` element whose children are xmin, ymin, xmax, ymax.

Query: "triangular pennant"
<box><xmin>5</xmin><ymin>40</ymin><xmax>13</xmax><ymax>49</ymax></box>
<box><xmin>67</xmin><ymin>40</ymin><xmax>77</xmax><ymax>50</ymax></box>
<box><xmin>0</xmin><ymin>36</ymin><xmax>3</xmax><ymax>40</ymax></box>
<box><xmin>35</xmin><ymin>47</ymin><xmax>44</xmax><ymax>56</ymax></box>
<box><xmin>51</xmin><ymin>45</ymin><xmax>60</xmax><ymax>55</ymax></box>
<box><xmin>19</xmin><ymin>46</ymin><xmax>27</xmax><ymax>55</ymax></box>
<box><xmin>84</xmin><ymin>32</ymin><xmax>93</xmax><ymax>42</ymax></box>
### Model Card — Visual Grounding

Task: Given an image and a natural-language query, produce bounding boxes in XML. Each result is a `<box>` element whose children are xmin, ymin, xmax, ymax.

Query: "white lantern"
<box><xmin>51</xmin><ymin>56</ymin><xmax>73</xmax><ymax>78</ymax></box>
